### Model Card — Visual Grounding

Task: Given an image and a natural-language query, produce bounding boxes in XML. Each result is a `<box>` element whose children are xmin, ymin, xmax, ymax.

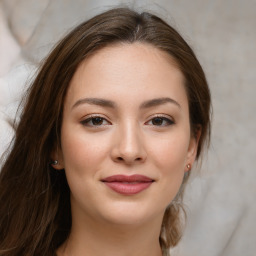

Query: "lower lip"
<box><xmin>103</xmin><ymin>182</ymin><xmax>153</xmax><ymax>195</ymax></box>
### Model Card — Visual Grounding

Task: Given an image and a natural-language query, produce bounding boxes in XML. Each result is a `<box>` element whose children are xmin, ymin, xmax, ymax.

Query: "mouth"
<box><xmin>101</xmin><ymin>175</ymin><xmax>155</xmax><ymax>195</ymax></box>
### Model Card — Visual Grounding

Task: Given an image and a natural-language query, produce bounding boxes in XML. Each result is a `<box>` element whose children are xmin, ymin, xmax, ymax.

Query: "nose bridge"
<box><xmin>112</xmin><ymin>118</ymin><xmax>146</xmax><ymax>164</ymax></box>
<box><xmin>121</xmin><ymin>120</ymin><xmax>140</xmax><ymax>152</ymax></box>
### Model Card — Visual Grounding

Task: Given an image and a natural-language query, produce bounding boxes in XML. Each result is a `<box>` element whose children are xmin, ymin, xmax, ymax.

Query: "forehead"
<box><xmin>66</xmin><ymin>42</ymin><xmax>187</xmax><ymax>109</ymax></box>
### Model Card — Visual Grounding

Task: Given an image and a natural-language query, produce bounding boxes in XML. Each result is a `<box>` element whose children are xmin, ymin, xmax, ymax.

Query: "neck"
<box><xmin>57</xmin><ymin>207</ymin><xmax>163</xmax><ymax>256</ymax></box>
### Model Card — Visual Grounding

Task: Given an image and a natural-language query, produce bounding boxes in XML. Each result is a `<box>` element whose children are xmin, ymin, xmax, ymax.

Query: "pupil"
<box><xmin>92</xmin><ymin>117</ymin><xmax>103</xmax><ymax>125</ymax></box>
<box><xmin>152</xmin><ymin>117</ymin><xmax>163</xmax><ymax>125</ymax></box>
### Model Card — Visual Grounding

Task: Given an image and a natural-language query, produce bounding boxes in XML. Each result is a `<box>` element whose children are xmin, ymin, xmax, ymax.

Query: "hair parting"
<box><xmin>0</xmin><ymin>7</ymin><xmax>211</xmax><ymax>256</ymax></box>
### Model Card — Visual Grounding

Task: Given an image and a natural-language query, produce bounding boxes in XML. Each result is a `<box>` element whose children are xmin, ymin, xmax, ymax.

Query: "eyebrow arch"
<box><xmin>72</xmin><ymin>98</ymin><xmax>116</xmax><ymax>109</ymax></box>
<box><xmin>139</xmin><ymin>97</ymin><xmax>181</xmax><ymax>109</ymax></box>
<box><xmin>72</xmin><ymin>97</ymin><xmax>181</xmax><ymax>110</ymax></box>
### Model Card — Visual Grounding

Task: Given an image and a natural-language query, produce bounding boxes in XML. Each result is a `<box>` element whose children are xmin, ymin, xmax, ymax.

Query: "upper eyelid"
<box><xmin>80</xmin><ymin>115</ymin><xmax>111</xmax><ymax>127</ymax></box>
<box><xmin>80</xmin><ymin>114</ymin><xmax>110</xmax><ymax>121</ymax></box>
<box><xmin>145</xmin><ymin>116</ymin><xmax>174</xmax><ymax>125</ymax></box>
<box><xmin>80</xmin><ymin>113</ymin><xmax>174</xmax><ymax>121</ymax></box>
<box><xmin>145</xmin><ymin>113</ymin><xmax>174</xmax><ymax>121</ymax></box>
<box><xmin>80</xmin><ymin>114</ymin><xmax>175</xmax><ymax>126</ymax></box>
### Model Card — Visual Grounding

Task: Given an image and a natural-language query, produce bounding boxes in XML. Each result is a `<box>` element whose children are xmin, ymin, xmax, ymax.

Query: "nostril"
<box><xmin>117</xmin><ymin>157</ymin><xmax>141</xmax><ymax>161</ymax></box>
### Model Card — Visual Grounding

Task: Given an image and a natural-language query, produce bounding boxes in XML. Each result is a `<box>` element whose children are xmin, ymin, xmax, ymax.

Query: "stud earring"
<box><xmin>186</xmin><ymin>164</ymin><xmax>191</xmax><ymax>171</ymax></box>
<box><xmin>51</xmin><ymin>160</ymin><xmax>58</xmax><ymax>165</ymax></box>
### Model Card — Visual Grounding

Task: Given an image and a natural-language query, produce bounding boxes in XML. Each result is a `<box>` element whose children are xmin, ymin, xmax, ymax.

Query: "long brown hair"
<box><xmin>0</xmin><ymin>7</ymin><xmax>211</xmax><ymax>256</ymax></box>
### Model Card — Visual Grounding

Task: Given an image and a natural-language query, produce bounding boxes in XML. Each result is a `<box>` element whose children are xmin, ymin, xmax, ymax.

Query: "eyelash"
<box><xmin>80</xmin><ymin>115</ymin><xmax>174</xmax><ymax>127</ymax></box>
<box><xmin>80</xmin><ymin>115</ymin><xmax>111</xmax><ymax>127</ymax></box>
<box><xmin>145</xmin><ymin>115</ymin><xmax>175</xmax><ymax>126</ymax></box>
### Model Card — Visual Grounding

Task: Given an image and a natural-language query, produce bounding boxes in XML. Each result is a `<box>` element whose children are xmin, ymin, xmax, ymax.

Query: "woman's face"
<box><xmin>55</xmin><ymin>43</ymin><xmax>198</xmax><ymax>227</ymax></box>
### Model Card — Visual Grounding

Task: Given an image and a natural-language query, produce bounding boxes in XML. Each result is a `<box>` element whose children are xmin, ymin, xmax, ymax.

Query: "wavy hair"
<box><xmin>0</xmin><ymin>7</ymin><xmax>211</xmax><ymax>256</ymax></box>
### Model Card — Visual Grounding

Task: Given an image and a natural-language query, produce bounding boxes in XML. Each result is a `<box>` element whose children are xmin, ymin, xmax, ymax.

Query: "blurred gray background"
<box><xmin>0</xmin><ymin>0</ymin><xmax>255</xmax><ymax>255</ymax></box>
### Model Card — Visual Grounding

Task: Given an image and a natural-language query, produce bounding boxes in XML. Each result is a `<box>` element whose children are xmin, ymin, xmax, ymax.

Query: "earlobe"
<box><xmin>186</xmin><ymin>126</ymin><xmax>201</xmax><ymax>171</ymax></box>
<box><xmin>50</xmin><ymin>160</ymin><xmax>64</xmax><ymax>170</ymax></box>
<box><xmin>50</xmin><ymin>148</ymin><xmax>65</xmax><ymax>170</ymax></box>
<box><xmin>51</xmin><ymin>160</ymin><xmax>59</xmax><ymax>165</ymax></box>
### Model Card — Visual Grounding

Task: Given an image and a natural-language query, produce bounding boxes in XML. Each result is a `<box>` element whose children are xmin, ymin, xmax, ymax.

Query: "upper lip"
<box><xmin>101</xmin><ymin>175</ymin><xmax>154</xmax><ymax>183</ymax></box>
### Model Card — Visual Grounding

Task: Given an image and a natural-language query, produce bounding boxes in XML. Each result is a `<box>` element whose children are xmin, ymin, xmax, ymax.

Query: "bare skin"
<box><xmin>57</xmin><ymin>215</ymin><xmax>163</xmax><ymax>256</ymax></box>
<box><xmin>54</xmin><ymin>43</ymin><xmax>199</xmax><ymax>256</ymax></box>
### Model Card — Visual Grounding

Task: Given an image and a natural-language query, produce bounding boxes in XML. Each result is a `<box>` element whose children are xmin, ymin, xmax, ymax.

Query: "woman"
<box><xmin>0</xmin><ymin>7</ymin><xmax>211</xmax><ymax>256</ymax></box>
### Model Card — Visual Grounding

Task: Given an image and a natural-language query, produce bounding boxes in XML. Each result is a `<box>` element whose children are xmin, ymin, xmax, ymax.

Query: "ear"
<box><xmin>51</xmin><ymin>147</ymin><xmax>65</xmax><ymax>170</ymax></box>
<box><xmin>185</xmin><ymin>126</ymin><xmax>201</xmax><ymax>172</ymax></box>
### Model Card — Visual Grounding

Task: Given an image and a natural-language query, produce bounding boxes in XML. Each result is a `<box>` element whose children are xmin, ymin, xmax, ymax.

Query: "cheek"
<box><xmin>60</xmin><ymin>126</ymin><xmax>112</xmax><ymax>209</ymax></box>
<box><xmin>148</xmin><ymin>131</ymin><xmax>189</xmax><ymax>201</ymax></box>
<box><xmin>60</xmin><ymin>125</ymin><xmax>110</xmax><ymax>176</ymax></box>
<box><xmin>149</xmin><ymin>131</ymin><xmax>189</xmax><ymax>171</ymax></box>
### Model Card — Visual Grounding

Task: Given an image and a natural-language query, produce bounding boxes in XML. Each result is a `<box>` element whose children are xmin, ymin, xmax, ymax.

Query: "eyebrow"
<box><xmin>140</xmin><ymin>97</ymin><xmax>181</xmax><ymax>109</ymax></box>
<box><xmin>72</xmin><ymin>97</ymin><xmax>181</xmax><ymax>109</ymax></box>
<box><xmin>72</xmin><ymin>98</ymin><xmax>116</xmax><ymax>109</ymax></box>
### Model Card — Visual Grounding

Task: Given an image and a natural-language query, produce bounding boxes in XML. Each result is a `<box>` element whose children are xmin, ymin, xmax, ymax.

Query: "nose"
<box><xmin>110</xmin><ymin>122</ymin><xmax>147</xmax><ymax>165</ymax></box>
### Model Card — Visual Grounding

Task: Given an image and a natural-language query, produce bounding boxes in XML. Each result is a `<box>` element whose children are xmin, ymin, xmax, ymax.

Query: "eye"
<box><xmin>80</xmin><ymin>116</ymin><xmax>111</xmax><ymax>127</ymax></box>
<box><xmin>146</xmin><ymin>116</ymin><xmax>174</xmax><ymax>127</ymax></box>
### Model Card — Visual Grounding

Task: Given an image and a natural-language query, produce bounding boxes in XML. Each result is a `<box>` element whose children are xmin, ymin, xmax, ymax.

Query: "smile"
<box><xmin>101</xmin><ymin>175</ymin><xmax>154</xmax><ymax>195</ymax></box>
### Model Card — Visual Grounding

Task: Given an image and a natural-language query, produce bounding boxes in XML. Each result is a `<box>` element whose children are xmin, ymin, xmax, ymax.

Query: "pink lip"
<box><xmin>101</xmin><ymin>175</ymin><xmax>154</xmax><ymax>195</ymax></box>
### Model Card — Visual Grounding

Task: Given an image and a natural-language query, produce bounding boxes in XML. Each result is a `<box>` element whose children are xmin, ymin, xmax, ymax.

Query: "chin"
<box><xmin>97</xmin><ymin>200</ymin><xmax>165</xmax><ymax>227</ymax></box>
